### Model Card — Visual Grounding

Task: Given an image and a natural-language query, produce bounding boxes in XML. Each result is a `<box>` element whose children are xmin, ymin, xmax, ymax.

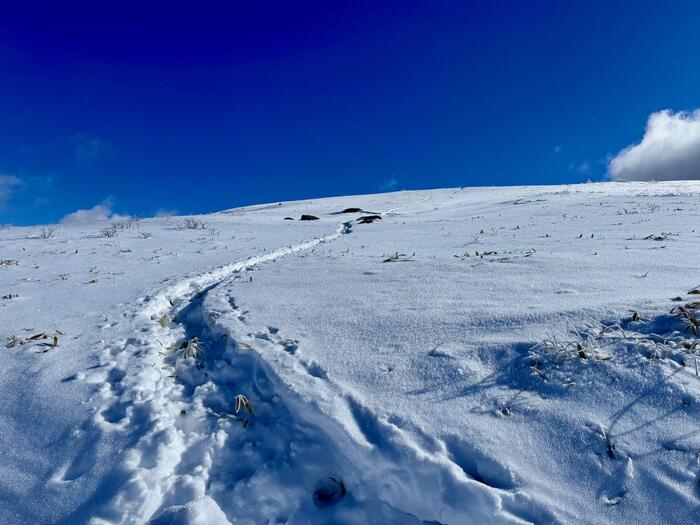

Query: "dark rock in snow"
<box><xmin>357</xmin><ymin>215</ymin><xmax>382</xmax><ymax>224</ymax></box>
<box><xmin>313</xmin><ymin>477</ymin><xmax>346</xmax><ymax>507</ymax></box>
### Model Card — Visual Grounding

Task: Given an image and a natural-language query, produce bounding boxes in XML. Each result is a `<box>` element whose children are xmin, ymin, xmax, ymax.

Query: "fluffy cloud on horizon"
<box><xmin>60</xmin><ymin>198</ymin><xmax>129</xmax><ymax>225</ymax></box>
<box><xmin>608</xmin><ymin>109</ymin><xmax>700</xmax><ymax>181</ymax></box>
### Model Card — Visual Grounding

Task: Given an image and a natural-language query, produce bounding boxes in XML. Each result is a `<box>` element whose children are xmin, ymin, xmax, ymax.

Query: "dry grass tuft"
<box><xmin>177</xmin><ymin>336</ymin><xmax>203</xmax><ymax>359</ymax></box>
<box><xmin>671</xmin><ymin>305</ymin><xmax>699</xmax><ymax>336</ymax></box>
<box><xmin>178</xmin><ymin>218</ymin><xmax>208</xmax><ymax>230</ymax></box>
<box><xmin>6</xmin><ymin>331</ymin><xmax>62</xmax><ymax>351</ymax></box>
<box><xmin>39</xmin><ymin>227</ymin><xmax>56</xmax><ymax>239</ymax></box>
<box><xmin>382</xmin><ymin>252</ymin><xmax>415</xmax><ymax>263</ymax></box>
<box><xmin>101</xmin><ymin>226</ymin><xmax>118</xmax><ymax>238</ymax></box>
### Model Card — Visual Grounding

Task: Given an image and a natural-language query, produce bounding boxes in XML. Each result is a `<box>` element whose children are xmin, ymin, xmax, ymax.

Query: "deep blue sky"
<box><xmin>1</xmin><ymin>1</ymin><xmax>699</xmax><ymax>224</ymax></box>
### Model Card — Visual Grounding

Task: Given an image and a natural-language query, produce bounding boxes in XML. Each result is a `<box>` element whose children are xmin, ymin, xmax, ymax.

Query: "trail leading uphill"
<box><xmin>1</xmin><ymin>182</ymin><xmax>700</xmax><ymax>524</ymax></box>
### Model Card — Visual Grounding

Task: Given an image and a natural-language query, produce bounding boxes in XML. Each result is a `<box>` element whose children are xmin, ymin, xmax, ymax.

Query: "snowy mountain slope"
<box><xmin>1</xmin><ymin>182</ymin><xmax>700</xmax><ymax>524</ymax></box>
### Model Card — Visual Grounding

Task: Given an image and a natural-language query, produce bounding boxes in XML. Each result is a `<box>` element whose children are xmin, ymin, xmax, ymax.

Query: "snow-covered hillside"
<box><xmin>1</xmin><ymin>182</ymin><xmax>700</xmax><ymax>524</ymax></box>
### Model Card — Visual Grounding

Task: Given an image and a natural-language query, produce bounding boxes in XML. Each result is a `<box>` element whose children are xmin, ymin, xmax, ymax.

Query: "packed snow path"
<box><xmin>1</xmin><ymin>182</ymin><xmax>700</xmax><ymax>524</ymax></box>
<box><xmin>82</xmin><ymin>198</ymin><xmax>547</xmax><ymax>524</ymax></box>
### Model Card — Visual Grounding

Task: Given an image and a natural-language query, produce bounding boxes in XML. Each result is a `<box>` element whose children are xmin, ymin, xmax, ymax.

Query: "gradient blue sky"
<box><xmin>1</xmin><ymin>1</ymin><xmax>699</xmax><ymax>225</ymax></box>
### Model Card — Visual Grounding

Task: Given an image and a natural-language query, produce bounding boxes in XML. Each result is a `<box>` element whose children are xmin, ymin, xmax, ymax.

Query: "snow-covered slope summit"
<box><xmin>1</xmin><ymin>181</ymin><xmax>700</xmax><ymax>524</ymax></box>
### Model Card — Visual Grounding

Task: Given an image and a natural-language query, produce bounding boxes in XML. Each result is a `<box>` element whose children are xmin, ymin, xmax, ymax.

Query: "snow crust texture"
<box><xmin>1</xmin><ymin>182</ymin><xmax>700</xmax><ymax>524</ymax></box>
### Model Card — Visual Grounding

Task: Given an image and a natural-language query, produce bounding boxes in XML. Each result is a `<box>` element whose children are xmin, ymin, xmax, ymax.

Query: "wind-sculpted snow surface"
<box><xmin>1</xmin><ymin>182</ymin><xmax>700</xmax><ymax>524</ymax></box>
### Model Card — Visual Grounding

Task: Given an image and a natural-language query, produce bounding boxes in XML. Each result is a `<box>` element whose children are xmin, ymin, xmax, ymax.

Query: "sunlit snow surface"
<box><xmin>1</xmin><ymin>182</ymin><xmax>700</xmax><ymax>524</ymax></box>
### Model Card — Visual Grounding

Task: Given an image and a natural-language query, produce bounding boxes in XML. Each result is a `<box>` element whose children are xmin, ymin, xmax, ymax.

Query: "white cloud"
<box><xmin>609</xmin><ymin>109</ymin><xmax>700</xmax><ymax>181</ymax></box>
<box><xmin>0</xmin><ymin>175</ymin><xmax>23</xmax><ymax>204</ymax></box>
<box><xmin>60</xmin><ymin>199</ymin><xmax>129</xmax><ymax>225</ymax></box>
<box><xmin>567</xmin><ymin>160</ymin><xmax>592</xmax><ymax>175</ymax></box>
<box><xmin>379</xmin><ymin>176</ymin><xmax>398</xmax><ymax>192</ymax></box>
<box><xmin>155</xmin><ymin>208</ymin><xmax>178</xmax><ymax>217</ymax></box>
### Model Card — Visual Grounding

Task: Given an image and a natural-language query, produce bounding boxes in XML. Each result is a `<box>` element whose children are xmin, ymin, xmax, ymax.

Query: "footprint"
<box><xmin>302</xmin><ymin>361</ymin><xmax>327</xmax><ymax>379</ymax></box>
<box><xmin>107</xmin><ymin>367</ymin><xmax>127</xmax><ymax>395</ymax></box>
<box><xmin>600</xmin><ymin>457</ymin><xmax>634</xmax><ymax>506</ymax></box>
<box><xmin>61</xmin><ymin>372</ymin><xmax>85</xmax><ymax>383</ymax></box>
<box><xmin>277</xmin><ymin>339</ymin><xmax>299</xmax><ymax>354</ymax></box>
<box><xmin>137</xmin><ymin>428</ymin><xmax>176</xmax><ymax>469</ymax></box>
<box><xmin>255</xmin><ymin>331</ymin><xmax>272</xmax><ymax>342</ymax></box>
<box><xmin>101</xmin><ymin>401</ymin><xmax>130</xmax><ymax>424</ymax></box>
<box><xmin>108</xmin><ymin>367</ymin><xmax>126</xmax><ymax>383</ymax></box>
<box><xmin>59</xmin><ymin>426</ymin><xmax>99</xmax><ymax>481</ymax></box>
<box><xmin>62</xmin><ymin>449</ymin><xmax>97</xmax><ymax>481</ymax></box>
<box><xmin>108</xmin><ymin>344</ymin><xmax>124</xmax><ymax>357</ymax></box>
<box><xmin>443</xmin><ymin>435</ymin><xmax>516</xmax><ymax>489</ymax></box>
